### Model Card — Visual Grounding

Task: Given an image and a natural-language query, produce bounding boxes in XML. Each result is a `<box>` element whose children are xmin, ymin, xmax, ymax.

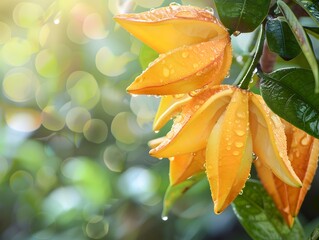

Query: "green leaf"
<box><xmin>232</xmin><ymin>180</ymin><xmax>305</xmax><ymax>240</ymax></box>
<box><xmin>277</xmin><ymin>0</ymin><xmax>319</xmax><ymax>92</ymax></box>
<box><xmin>213</xmin><ymin>0</ymin><xmax>271</xmax><ymax>33</ymax></box>
<box><xmin>139</xmin><ymin>44</ymin><xmax>158</xmax><ymax>70</ymax></box>
<box><xmin>259</xmin><ymin>68</ymin><xmax>319</xmax><ymax>138</ymax></box>
<box><xmin>266</xmin><ymin>18</ymin><xmax>301</xmax><ymax>60</ymax></box>
<box><xmin>293</xmin><ymin>0</ymin><xmax>319</xmax><ymax>25</ymax></box>
<box><xmin>309</xmin><ymin>225</ymin><xmax>319</xmax><ymax>240</ymax></box>
<box><xmin>235</xmin><ymin>25</ymin><xmax>265</xmax><ymax>89</ymax></box>
<box><xmin>161</xmin><ymin>172</ymin><xmax>205</xmax><ymax>220</ymax></box>
<box><xmin>305</xmin><ymin>26</ymin><xmax>319</xmax><ymax>38</ymax></box>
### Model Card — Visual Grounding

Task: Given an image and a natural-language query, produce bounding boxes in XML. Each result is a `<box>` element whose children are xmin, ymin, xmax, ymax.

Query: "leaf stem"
<box><xmin>236</xmin><ymin>25</ymin><xmax>265</xmax><ymax>90</ymax></box>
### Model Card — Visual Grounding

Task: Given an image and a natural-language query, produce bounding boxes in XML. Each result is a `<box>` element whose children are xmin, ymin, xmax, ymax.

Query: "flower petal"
<box><xmin>153</xmin><ymin>94</ymin><xmax>192</xmax><ymax>131</ymax></box>
<box><xmin>206</xmin><ymin>88</ymin><xmax>252</xmax><ymax>214</ymax></box>
<box><xmin>127</xmin><ymin>36</ymin><xmax>232</xmax><ymax>95</ymax></box>
<box><xmin>150</xmin><ymin>85</ymin><xmax>234</xmax><ymax>158</ymax></box>
<box><xmin>114</xmin><ymin>5</ymin><xmax>228</xmax><ymax>53</ymax></box>
<box><xmin>254</xmin><ymin>160</ymin><xmax>294</xmax><ymax>227</ymax></box>
<box><xmin>249</xmin><ymin>94</ymin><xmax>302</xmax><ymax>187</ymax></box>
<box><xmin>169</xmin><ymin>149</ymin><xmax>205</xmax><ymax>185</ymax></box>
<box><xmin>284</xmin><ymin>123</ymin><xmax>319</xmax><ymax>217</ymax></box>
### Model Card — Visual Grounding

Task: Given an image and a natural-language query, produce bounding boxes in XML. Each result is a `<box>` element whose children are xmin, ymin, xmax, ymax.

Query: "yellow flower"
<box><xmin>255</xmin><ymin>120</ymin><xmax>319</xmax><ymax>227</ymax></box>
<box><xmin>150</xmin><ymin>85</ymin><xmax>302</xmax><ymax>214</ymax></box>
<box><xmin>114</xmin><ymin>5</ymin><xmax>232</xmax><ymax>95</ymax></box>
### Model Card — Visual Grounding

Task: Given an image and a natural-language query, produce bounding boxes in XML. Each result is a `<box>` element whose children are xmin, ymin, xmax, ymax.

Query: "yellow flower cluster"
<box><xmin>115</xmin><ymin>4</ymin><xmax>319</xmax><ymax>226</ymax></box>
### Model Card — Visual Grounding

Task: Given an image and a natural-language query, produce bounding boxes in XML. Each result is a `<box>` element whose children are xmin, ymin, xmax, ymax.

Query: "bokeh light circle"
<box><xmin>83</xmin><ymin>119</ymin><xmax>108</xmax><ymax>143</ymax></box>
<box><xmin>66</xmin><ymin>107</ymin><xmax>91</xmax><ymax>133</ymax></box>
<box><xmin>85</xmin><ymin>216</ymin><xmax>109</xmax><ymax>239</ymax></box>
<box><xmin>95</xmin><ymin>47</ymin><xmax>135</xmax><ymax>77</ymax></box>
<box><xmin>66</xmin><ymin>71</ymin><xmax>100</xmax><ymax>109</ymax></box>
<box><xmin>10</xmin><ymin>170</ymin><xmax>34</xmax><ymax>193</ymax></box>
<box><xmin>134</xmin><ymin>0</ymin><xmax>164</xmax><ymax>8</ymax></box>
<box><xmin>13</xmin><ymin>2</ymin><xmax>44</xmax><ymax>28</ymax></box>
<box><xmin>103</xmin><ymin>145</ymin><xmax>126</xmax><ymax>172</ymax></box>
<box><xmin>83</xmin><ymin>13</ymin><xmax>108</xmax><ymax>39</ymax></box>
<box><xmin>41</xmin><ymin>106</ymin><xmax>65</xmax><ymax>131</ymax></box>
<box><xmin>0</xmin><ymin>22</ymin><xmax>11</xmax><ymax>44</ymax></box>
<box><xmin>111</xmin><ymin>112</ymin><xmax>139</xmax><ymax>144</ymax></box>
<box><xmin>101</xmin><ymin>86</ymin><xmax>130</xmax><ymax>116</ymax></box>
<box><xmin>2</xmin><ymin>38</ymin><xmax>31</xmax><ymax>66</ymax></box>
<box><xmin>3</xmin><ymin>68</ymin><xmax>39</xmax><ymax>102</ymax></box>
<box><xmin>5</xmin><ymin>109</ymin><xmax>42</xmax><ymax>132</ymax></box>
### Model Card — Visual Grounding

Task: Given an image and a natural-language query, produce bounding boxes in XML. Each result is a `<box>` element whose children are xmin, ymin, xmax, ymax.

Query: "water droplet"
<box><xmin>204</xmin><ymin>7</ymin><xmax>214</xmax><ymax>15</ymax></box>
<box><xmin>192</xmin><ymin>152</ymin><xmax>196</xmax><ymax>156</ymax></box>
<box><xmin>252</xmin><ymin>153</ymin><xmax>258</xmax><ymax>161</ymax></box>
<box><xmin>226</xmin><ymin>146</ymin><xmax>231</xmax><ymax>151</ymax></box>
<box><xmin>173</xmin><ymin>94</ymin><xmax>184</xmax><ymax>99</ymax></box>
<box><xmin>239</xmin><ymin>189</ymin><xmax>243</xmax><ymax>195</ymax></box>
<box><xmin>247</xmin><ymin>174</ymin><xmax>251</xmax><ymax>179</ymax></box>
<box><xmin>193</xmin><ymin>63</ymin><xmax>199</xmax><ymax>69</ymax></box>
<box><xmin>235</xmin><ymin>129</ymin><xmax>245</xmax><ymax>136</ymax></box>
<box><xmin>233</xmin><ymin>151</ymin><xmax>240</xmax><ymax>156</ymax></box>
<box><xmin>154</xmin><ymin>130</ymin><xmax>159</xmax><ymax>134</ymax></box>
<box><xmin>163</xmin><ymin>67</ymin><xmax>170</xmax><ymax>77</ymax></box>
<box><xmin>308</xmin><ymin>185</ymin><xmax>311</xmax><ymax>191</ymax></box>
<box><xmin>188</xmin><ymin>89</ymin><xmax>201</xmax><ymax>97</ymax></box>
<box><xmin>150</xmin><ymin>8</ymin><xmax>155</xmax><ymax>12</ymax></box>
<box><xmin>236</xmin><ymin>111</ymin><xmax>245</xmax><ymax>119</ymax></box>
<box><xmin>235</xmin><ymin>142</ymin><xmax>244</xmax><ymax>148</ymax></box>
<box><xmin>162</xmin><ymin>216</ymin><xmax>168</xmax><ymax>221</ymax></box>
<box><xmin>301</xmin><ymin>135</ymin><xmax>311</xmax><ymax>146</ymax></box>
<box><xmin>175</xmin><ymin>10</ymin><xmax>197</xmax><ymax>18</ymax></box>
<box><xmin>182</xmin><ymin>52</ymin><xmax>189</xmax><ymax>58</ymax></box>
<box><xmin>169</xmin><ymin>2</ymin><xmax>181</xmax><ymax>6</ymax></box>
<box><xmin>169</xmin><ymin>2</ymin><xmax>181</xmax><ymax>10</ymax></box>
<box><xmin>166</xmin><ymin>131</ymin><xmax>174</xmax><ymax>139</ymax></box>
<box><xmin>174</xmin><ymin>114</ymin><xmax>183</xmax><ymax>123</ymax></box>
<box><xmin>233</xmin><ymin>30</ymin><xmax>241</xmax><ymax>36</ymax></box>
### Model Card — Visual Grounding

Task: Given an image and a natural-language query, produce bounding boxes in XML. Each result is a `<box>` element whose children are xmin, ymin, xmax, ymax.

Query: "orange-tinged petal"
<box><xmin>114</xmin><ymin>5</ymin><xmax>228</xmax><ymax>53</ymax></box>
<box><xmin>284</xmin><ymin>123</ymin><xmax>319</xmax><ymax>217</ymax></box>
<box><xmin>206</xmin><ymin>89</ymin><xmax>252</xmax><ymax>214</ymax></box>
<box><xmin>254</xmin><ymin>160</ymin><xmax>293</xmax><ymax>227</ymax></box>
<box><xmin>249</xmin><ymin>94</ymin><xmax>302</xmax><ymax>187</ymax></box>
<box><xmin>169</xmin><ymin>149</ymin><xmax>205</xmax><ymax>185</ymax></box>
<box><xmin>150</xmin><ymin>86</ymin><xmax>234</xmax><ymax>158</ymax></box>
<box><xmin>153</xmin><ymin>94</ymin><xmax>192</xmax><ymax>131</ymax></box>
<box><xmin>126</xmin><ymin>36</ymin><xmax>232</xmax><ymax>95</ymax></box>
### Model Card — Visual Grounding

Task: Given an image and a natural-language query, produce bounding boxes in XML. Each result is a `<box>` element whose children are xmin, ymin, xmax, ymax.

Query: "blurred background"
<box><xmin>0</xmin><ymin>0</ymin><xmax>319</xmax><ymax>239</ymax></box>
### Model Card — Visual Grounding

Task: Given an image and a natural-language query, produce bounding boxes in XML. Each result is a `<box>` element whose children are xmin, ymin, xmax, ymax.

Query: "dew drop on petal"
<box><xmin>193</xmin><ymin>63</ymin><xmax>199</xmax><ymax>69</ymax></box>
<box><xmin>163</xmin><ymin>67</ymin><xmax>170</xmax><ymax>77</ymax></box>
<box><xmin>182</xmin><ymin>52</ymin><xmax>189</xmax><ymax>58</ymax></box>
<box><xmin>235</xmin><ymin>142</ymin><xmax>244</xmax><ymax>148</ymax></box>
<box><xmin>236</xmin><ymin>111</ymin><xmax>245</xmax><ymax>119</ymax></box>
<box><xmin>300</xmin><ymin>135</ymin><xmax>311</xmax><ymax>146</ymax></box>
<box><xmin>233</xmin><ymin>30</ymin><xmax>241</xmax><ymax>36</ymax></box>
<box><xmin>235</xmin><ymin>130</ymin><xmax>245</xmax><ymax>136</ymax></box>
<box><xmin>233</xmin><ymin>151</ymin><xmax>240</xmax><ymax>156</ymax></box>
<box><xmin>239</xmin><ymin>189</ymin><xmax>243</xmax><ymax>195</ymax></box>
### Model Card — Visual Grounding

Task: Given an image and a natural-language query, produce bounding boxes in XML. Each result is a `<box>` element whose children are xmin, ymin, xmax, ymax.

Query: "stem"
<box><xmin>236</xmin><ymin>25</ymin><xmax>265</xmax><ymax>90</ymax></box>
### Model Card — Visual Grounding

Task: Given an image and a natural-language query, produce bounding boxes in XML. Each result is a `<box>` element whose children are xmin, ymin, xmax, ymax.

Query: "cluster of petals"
<box><xmin>115</xmin><ymin>4</ymin><xmax>319</xmax><ymax>222</ymax></box>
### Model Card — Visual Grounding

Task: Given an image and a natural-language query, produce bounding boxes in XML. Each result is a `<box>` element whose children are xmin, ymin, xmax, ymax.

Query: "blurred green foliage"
<box><xmin>0</xmin><ymin>0</ymin><xmax>318</xmax><ymax>239</ymax></box>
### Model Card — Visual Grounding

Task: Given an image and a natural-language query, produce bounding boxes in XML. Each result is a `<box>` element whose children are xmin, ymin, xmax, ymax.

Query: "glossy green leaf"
<box><xmin>213</xmin><ymin>0</ymin><xmax>271</xmax><ymax>33</ymax></box>
<box><xmin>305</xmin><ymin>26</ymin><xmax>319</xmax><ymax>38</ymax></box>
<box><xmin>235</xmin><ymin>25</ymin><xmax>265</xmax><ymax>89</ymax></box>
<box><xmin>266</xmin><ymin>18</ymin><xmax>301</xmax><ymax>60</ymax></box>
<box><xmin>139</xmin><ymin>44</ymin><xmax>158</xmax><ymax>70</ymax></box>
<box><xmin>277</xmin><ymin>0</ymin><xmax>319</xmax><ymax>92</ymax></box>
<box><xmin>232</xmin><ymin>180</ymin><xmax>305</xmax><ymax>240</ymax></box>
<box><xmin>162</xmin><ymin>173</ymin><xmax>205</xmax><ymax>219</ymax></box>
<box><xmin>293</xmin><ymin>0</ymin><xmax>319</xmax><ymax>25</ymax></box>
<box><xmin>259</xmin><ymin>68</ymin><xmax>319</xmax><ymax>138</ymax></box>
